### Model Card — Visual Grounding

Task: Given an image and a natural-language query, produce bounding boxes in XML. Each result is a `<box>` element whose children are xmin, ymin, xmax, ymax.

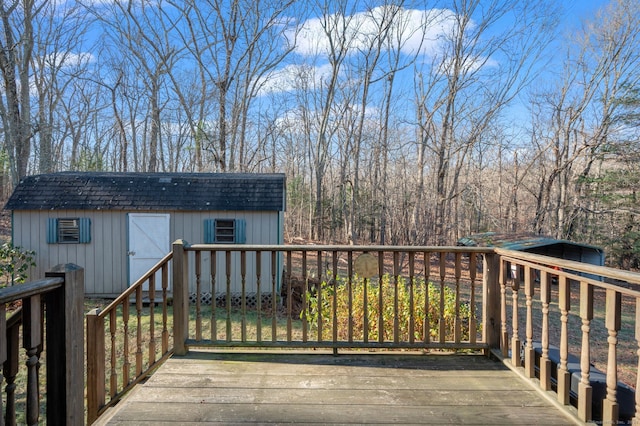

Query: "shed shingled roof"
<box><xmin>4</xmin><ymin>172</ymin><xmax>286</xmax><ymax>212</ymax></box>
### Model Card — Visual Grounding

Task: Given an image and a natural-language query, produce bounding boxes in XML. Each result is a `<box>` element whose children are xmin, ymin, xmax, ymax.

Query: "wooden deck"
<box><xmin>93</xmin><ymin>350</ymin><xmax>581</xmax><ymax>425</ymax></box>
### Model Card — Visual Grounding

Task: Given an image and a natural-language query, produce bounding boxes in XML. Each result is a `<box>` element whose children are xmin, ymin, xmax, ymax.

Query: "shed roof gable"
<box><xmin>5</xmin><ymin>172</ymin><xmax>286</xmax><ymax>212</ymax></box>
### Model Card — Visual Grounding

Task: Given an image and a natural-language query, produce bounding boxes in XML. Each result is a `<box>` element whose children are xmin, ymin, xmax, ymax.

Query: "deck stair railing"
<box><xmin>494</xmin><ymin>248</ymin><xmax>640</xmax><ymax>424</ymax></box>
<box><xmin>85</xmin><ymin>252</ymin><xmax>173</xmax><ymax>424</ymax></box>
<box><xmin>0</xmin><ymin>264</ymin><xmax>84</xmax><ymax>426</ymax></box>
<box><xmin>84</xmin><ymin>240</ymin><xmax>640</xmax><ymax>426</ymax></box>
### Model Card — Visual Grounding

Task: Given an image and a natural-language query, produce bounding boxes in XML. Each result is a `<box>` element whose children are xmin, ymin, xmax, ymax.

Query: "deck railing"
<box><xmin>172</xmin><ymin>242</ymin><xmax>497</xmax><ymax>353</ymax></box>
<box><xmin>85</xmin><ymin>241</ymin><xmax>640</xmax><ymax>425</ymax></box>
<box><xmin>0</xmin><ymin>264</ymin><xmax>84</xmax><ymax>426</ymax></box>
<box><xmin>495</xmin><ymin>248</ymin><xmax>640</xmax><ymax>424</ymax></box>
<box><xmin>85</xmin><ymin>252</ymin><xmax>173</xmax><ymax>424</ymax></box>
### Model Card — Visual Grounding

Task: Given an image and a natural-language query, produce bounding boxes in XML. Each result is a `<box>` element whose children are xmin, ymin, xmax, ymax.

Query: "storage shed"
<box><xmin>457</xmin><ymin>232</ymin><xmax>605</xmax><ymax>280</ymax></box>
<box><xmin>457</xmin><ymin>232</ymin><xmax>604</xmax><ymax>265</ymax></box>
<box><xmin>4</xmin><ymin>172</ymin><xmax>286</xmax><ymax>297</ymax></box>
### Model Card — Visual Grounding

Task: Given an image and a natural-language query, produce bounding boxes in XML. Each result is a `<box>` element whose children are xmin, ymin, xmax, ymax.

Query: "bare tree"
<box><xmin>307</xmin><ymin>0</ymin><xmax>359</xmax><ymax>240</ymax></box>
<box><xmin>0</xmin><ymin>0</ymin><xmax>40</xmax><ymax>184</ymax></box>
<box><xmin>86</xmin><ymin>0</ymin><xmax>179</xmax><ymax>172</ymax></box>
<box><xmin>527</xmin><ymin>0</ymin><xmax>640</xmax><ymax>240</ymax></box>
<box><xmin>31</xmin><ymin>2</ymin><xmax>89</xmax><ymax>173</ymax></box>
<box><xmin>413</xmin><ymin>0</ymin><xmax>557</xmax><ymax>244</ymax></box>
<box><xmin>170</xmin><ymin>0</ymin><xmax>297</xmax><ymax>172</ymax></box>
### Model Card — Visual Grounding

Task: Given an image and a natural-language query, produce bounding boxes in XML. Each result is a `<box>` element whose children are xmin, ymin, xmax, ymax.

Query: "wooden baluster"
<box><xmin>287</xmin><ymin>251</ymin><xmax>293</xmax><ymax>342</ymax></box>
<box><xmin>424</xmin><ymin>252</ymin><xmax>431</xmax><ymax>344</ymax></box>
<box><xmin>332</xmin><ymin>250</ymin><xmax>339</xmax><ymax>346</ymax></box>
<box><xmin>195</xmin><ymin>251</ymin><xmax>202</xmax><ymax>341</ymax></box>
<box><xmin>393</xmin><ymin>251</ymin><xmax>400</xmax><ymax>344</ymax></box>
<box><xmin>364</xmin><ymin>271</ymin><xmax>369</xmax><ymax>344</ymax></box>
<box><xmin>454</xmin><ymin>252</ymin><xmax>462</xmax><ymax>344</ymax></box>
<box><xmin>409</xmin><ymin>252</ymin><xmax>415</xmax><ymax>344</ymax></box>
<box><xmin>524</xmin><ymin>266</ymin><xmax>535</xmax><ymax>378</ymax></box>
<box><xmin>109</xmin><ymin>309</ymin><xmax>118</xmax><ymax>398</ymax></box>
<box><xmin>0</xmin><ymin>301</ymin><xmax>5</xmax><ymax>425</ymax></box>
<box><xmin>500</xmin><ymin>259</ymin><xmax>508</xmax><ymax>357</ymax></box>
<box><xmin>317</xmin><ymin>250</ymin><xmax>324</xmax><ymax>342</ymax></box>
<box><xmin>122</xmin><ymin>301</ymin><xmax>130</xmax><ymax>386</ymax></box>
<box><xmin>347</xmin><ymin>251</ymin><xmax>353</xmax><ymax>343</ymax></box>
<box><xmin>3</xmin><ymin>309</ymin><xmax>20</xmax><ymax>425</ymax></box>
<box><xmin>540</xmin><ymin>270</ymin><xmax>551</xmax><ymax>391</ymax></box>
<box><xmin>211</xmin><ymin>251</ymin><xmax>217</xmax><ymax>341</ymax></box>
<box><xmin>241</xmin><ymin>250</ymin><xmax>247</xmax><ymax>342</ymax></box>
<box><xmin>22</xmin><ymin>295</ymin><xmax>42</xmax><ymax>425</ymax></box>
<box><xmin>439</xmin><ymin>252</ymin><xmax>446</xmax><ymax>344</ymax></box>
<box><xmin>36</xmin><ymin>321</ymin><xmax>43</xmax><ymax>416</ymax></box>
<box><xmin>378</xmin><ymin>250</ymin><xmax>385</xmax><ymax>343</ymax></box>
<box><xmin>271</xmin><ymin>251</ymin><xmax>277</xmax><ymax>342</ymax></box>
<box><xmin>162</xmin><ymin>263</ymin><xmax>169</xmax><ymax>353</ymax></box>
<box><xmin>469</xmin><ymin>253</ymin><xmax>477</xmax><ymax>344</ymax></box>
<box><xmin>603</xmin><ymin>289</ymin><xmax>621</xmax><ymax>422</ymax></box>
<box><xmin>557</xmin><ymin>275</ymin><xmax>571</xmax><ymax>405</ymax></box>
<box><xmin>225</xmin><ymin>250</ymin><xmax>232</xmax><ymax>342</ymax></box>
<box><xmin>256</xmin><ymin>250</ymin><xmax>262</xmax><ymax>343</ymax></box>
<box><xmin>135</xmin><ymin>286</ymin><xmax>143</xmax><ymax>376</ymax></box>
<box><xmin>511</xmin><ymin>265</ymin><xmax>521</xmax><ymax>367</ymax></box>
<box><xmin>148</xmin><ymin>273</ymin><xmax>156</xmax><ymax>365</ymax></box>
<box><xmin>302</xmin><ymin>251</ymin><xmax>308</xmax><ymax>342</ymax></box>
<box><xmin>578</xmin><ymin>280</ymin><xmax>594</xmax><ymax>422</ymax></box>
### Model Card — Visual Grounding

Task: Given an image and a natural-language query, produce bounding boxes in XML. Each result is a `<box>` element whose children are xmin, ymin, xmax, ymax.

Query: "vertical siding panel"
<box><xmin>39</xmin><ymin>211</ymin><xmax>56</xmax><ymax>278</ymax></box>
<box><xmin>102</xmin><ymin>212</ymin><xmax>115</xmax><ymax>294</ymax></box>
<box><xmin>100</xmin><ymin>212</ymin><xmax>110</xmax><ymax>294</ymax></box>
<box><xmin>91</xmin><ymin>212</ymin><xmax>105</xmax><ymax>295</ymax></box>
<box><xmin>12</xmin><ymin>212</ymin><xmax>40</xmax><ymax>282</ymax></box>
<box><xmin>115</xmin><ymin>212</ymin><xmax>129</xmax><ymax>294</ymax></box>
<box><xmin>39</xmin><ymin>212</ymin><xmax>51</xmax><ymax>280</ymax></box>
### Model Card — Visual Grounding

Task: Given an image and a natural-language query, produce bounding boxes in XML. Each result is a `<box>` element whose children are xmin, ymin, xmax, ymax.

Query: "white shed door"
<box><xmin>128</xmin><ymin>213</ymin><xmax>170</xmax><ymax>290</ymax></box>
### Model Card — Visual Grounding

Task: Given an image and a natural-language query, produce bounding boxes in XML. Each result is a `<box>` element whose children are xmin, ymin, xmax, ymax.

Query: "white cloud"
<box><xmin>290</xmin><ymin>6</ymin><xmax>459</xmax><ymax>59</ymax></box>
<box><xmin>436</xmin><ymin>54</ymin><xmax>499</xmax><ymax>78</ymax></box>
<box><xmin>48</xmin><ymin>52</ymin><xmax>95</xmax><ymax>69</ymax></box>
<box><xmin>257</xmin><ymin>62</ymin><xmax>335</xmax><ymax>96</ymax></box>
<box><xmin>263</xmin><ymin>6</ymin><xmax>497</xmax><ymax>96</ymax></box>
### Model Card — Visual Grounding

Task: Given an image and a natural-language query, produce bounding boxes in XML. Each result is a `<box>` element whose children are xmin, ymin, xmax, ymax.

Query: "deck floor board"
<box><xmin>94</xmin><ymin>350</ymin><xmax>580</xmax><ymax>425</ymax></box>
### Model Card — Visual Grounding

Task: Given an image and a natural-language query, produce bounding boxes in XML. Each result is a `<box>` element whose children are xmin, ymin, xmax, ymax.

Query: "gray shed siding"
<box><xmin>11</xmin><ymin>209</ymin><xmax>283</xmax><ymax>296</ymax></box>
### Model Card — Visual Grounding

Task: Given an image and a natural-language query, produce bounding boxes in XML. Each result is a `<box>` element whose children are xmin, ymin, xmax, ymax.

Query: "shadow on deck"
<box><xmin>94</xmin><ymin>350</ymin><xmax>581</xmax><ymax>425</ymax></box>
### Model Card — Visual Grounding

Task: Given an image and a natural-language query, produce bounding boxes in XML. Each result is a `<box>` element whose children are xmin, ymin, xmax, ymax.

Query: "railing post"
<box><xmin>483</xmin><ymin>252</ymin><xmax>501</xmax><ymax>352</ymax></box>
<box><xmin>23</xmin><ymin>294</ymin><xmax>42</xmax><ymax>425</ymax></box>
<box><xmin>173</xmin><ymin>239</ymin><xmax>190</xmax><ymax>356</ymax></box>
<box><xmin>86</xmin><ymin>308</ymin><xmax>105</xmax><ymax>425</ymax></box>
<box><xmin>44</xmin><ymin>263</ymin><xmax>85</xmax><ymax>425</ymax></box>
<box><xmin>0</xmin><ymin>301</ymin><xmax>5</xmax><ymax>424</ymax></box>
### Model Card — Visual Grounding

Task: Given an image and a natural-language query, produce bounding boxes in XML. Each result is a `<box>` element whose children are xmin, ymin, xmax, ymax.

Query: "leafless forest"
<box><xmin>0</xmin><ymin>0</ymin><xmax>638</xmax><ymax>267</ymax></box>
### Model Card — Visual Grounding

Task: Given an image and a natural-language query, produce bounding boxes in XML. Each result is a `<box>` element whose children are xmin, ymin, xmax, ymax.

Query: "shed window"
<box><xmin>47</xmin><ymin>218</ymin><xmax>91</xmax><ymax>244</ymax></box>
<box><xmin>204</xmin><ymin>219</ymin><xmax>246</xmax><ymax>244</ymax></box>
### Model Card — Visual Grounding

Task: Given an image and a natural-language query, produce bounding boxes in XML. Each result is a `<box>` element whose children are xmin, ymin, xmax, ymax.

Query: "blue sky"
<box><xmin>566</xmin><ymin>0</ymin><xmax>607</xmax><ymax>22</ymax></box>
<box><xmin>562</xmin><ymin>0</ymin><xmax>612</xmax><ymax>38</ymax></box>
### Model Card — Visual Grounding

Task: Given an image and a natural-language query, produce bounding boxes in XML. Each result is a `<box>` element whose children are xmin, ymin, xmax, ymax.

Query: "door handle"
<box><xmin>127</xmin><ymin>251</ymin><xmax>136</xmax><ymax>256</ymax></box>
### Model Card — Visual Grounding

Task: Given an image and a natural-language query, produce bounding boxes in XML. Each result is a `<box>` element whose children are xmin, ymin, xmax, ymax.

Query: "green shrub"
<box><xmin>0</xmin><ymin>243</ymin><xmax>36</xmax><ymax>288</ymax></box>
<box><xmin>303</xmin><ymin>273</ymin><xmax>477</xmax><ymax>343</ymax></box>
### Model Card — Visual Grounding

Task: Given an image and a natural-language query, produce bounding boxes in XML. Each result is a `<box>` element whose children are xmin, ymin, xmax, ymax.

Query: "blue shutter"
<box><xmin>47</xmin><ymin>218</ymin><xmax>58</xmax><ymax>243</ymax></box>
<box><xmin>79</xmin><ymin>218</ymin><xmax>91</xmax><ymax>243</ymax></box>
<box><xmin>204</xmin><ymin>219</ymin><xmax>215</xmax><ymax>243</ymax></box>
<box><xmin>234</xmin><ymin>219</ymin><xmax>246</xmax><ymax>244</ymax></box>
